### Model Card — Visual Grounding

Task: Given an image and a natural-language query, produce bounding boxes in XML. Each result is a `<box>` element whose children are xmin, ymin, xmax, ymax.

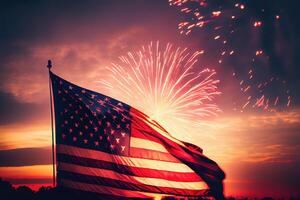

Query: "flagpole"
<box><xmin>47</xmin><ymin>60</ymin><xmax>56</xmax><ymax>187</ymax></box>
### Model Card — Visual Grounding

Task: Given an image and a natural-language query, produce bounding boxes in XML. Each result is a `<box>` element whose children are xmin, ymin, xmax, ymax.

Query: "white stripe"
<box><xmin>59</xmin><ymin>162</ymin><xmax>208</xmax><ymax>190</ymax></box>
<box><xmin>57</xmin><ymin>144</ymin><xmax>194</xmax><ymax>173</ymax></box>
<box><xmin>131</xmin><ymin>111</ymin><xmax>186</xmax><ymax>146</ymax></box>
<box><xmin>131</xmin><ymin>137</ymin><xmax>168</xmax><ymax>153</ymax></box>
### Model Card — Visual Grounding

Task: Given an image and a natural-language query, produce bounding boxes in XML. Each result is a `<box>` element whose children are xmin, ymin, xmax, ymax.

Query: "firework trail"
<box><xmin>169</xmin><ymin>0</ymin><xmax>254</xmax><ymax>36</ymax></box>
<box><xmin>168</xmin><ymin>0</ymin><xmax>276</xmax><ymax>37</ymax></box>
<box><xmin>233</xmin><ymin>70</ymin><xmax>291</xmax><ymax>112</ymax></box>
<box><xmin>99</xmin><ymin>41</ymin><xmax>221</xmax><ymax>138</ymax></box>
<box><xmin>169</xmin><ymin>0</ymin><xmax>292</xmax><ymax>112</ymax></box>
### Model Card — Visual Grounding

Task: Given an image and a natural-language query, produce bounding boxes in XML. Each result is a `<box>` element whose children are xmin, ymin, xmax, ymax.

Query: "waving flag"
<box><xmin>50</xmin><ymin>71</ymin><xmax>225</xmax><ymax>199</ymax></box>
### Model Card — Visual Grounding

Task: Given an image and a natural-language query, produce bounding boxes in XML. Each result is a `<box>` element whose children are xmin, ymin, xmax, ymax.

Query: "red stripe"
<box><xmin>131</xmin><ymin>114</ymin><xmax>204</xmax><ymax>166</ymax></box>
<box><xmin>130</xmin><ymin>108</ymin><xmax>224</xmax><ymax>175</ymax></box>
<box><xmin>130</xmin><ymin>108</ymin><xmax>169</xmax><ymax>145</ymax></box>
<box><xmin>57</xmin><ymin>144</ymin><xmax>193</xmax><ymax>173</ymax></box>
<box><xmin>131</xmin><ymin>125</ymin><xmax>163</xmax><ymax>144</ymax></box>
<box><xmin>57</xmin><ymin>153</ymin><xmax>203</xmax><ymax>182</ymax></box>
<box><xmin>59</xmin><ymin>169</ymin><xmax>208</xmax><ymax>196</ymax></box>
<box><xmin>130</xmin><ymin>147</ymin><xmax>180</xmax><ymax>163</ymax></box>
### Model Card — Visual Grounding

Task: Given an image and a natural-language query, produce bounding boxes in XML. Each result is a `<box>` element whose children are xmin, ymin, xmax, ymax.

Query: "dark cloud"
<box><xmin>0</xmin><ymin>0</ymin><xmax>183</xmax><ymax>108</ymax></box>
<box><xmin>0</xmin><ymin>0</ymin><xmax>179</xmax><ymax>45</ymax></box>
<box><xmin>0</xmin><ymin>146</ymin><xmax>51</xmax><ymax>167</ymax></box>
<box><xmin>0</xmin><ymin>91</ymin><xmax>46</xmax><ymax>125</ymax></box>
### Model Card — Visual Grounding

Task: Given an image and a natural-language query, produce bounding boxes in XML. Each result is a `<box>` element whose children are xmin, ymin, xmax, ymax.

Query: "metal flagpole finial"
<box><xmin>47</xmin><ymin>60</ymin><xmax>52</xmax><ymax>70</ymax></box>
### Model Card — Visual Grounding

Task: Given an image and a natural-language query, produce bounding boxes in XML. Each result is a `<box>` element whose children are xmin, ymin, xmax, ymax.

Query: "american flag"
<box><xmin>50</xmin><ymin>72</ymin><xmax>225</xmax><ymax>199</ymax></box>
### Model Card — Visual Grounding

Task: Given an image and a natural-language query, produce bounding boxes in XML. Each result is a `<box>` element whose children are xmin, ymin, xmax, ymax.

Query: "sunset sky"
<box><xmin>0</xmin><ymin>0</ymin><xmax>300</xmax><ymax>198</ymax></box>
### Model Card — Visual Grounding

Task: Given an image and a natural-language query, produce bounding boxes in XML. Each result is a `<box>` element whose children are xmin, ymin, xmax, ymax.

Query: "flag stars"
<box><xmin>97</xmin><ymin>100</ymin><xmax>105</xmax><ymax>105</ymax></box>
<box><xmin>121</xmin><ymin>146</ymin><xmax>126</xmax><ymax>152</ymax></box>
<box><xmin>110</xmin><ymin>130</ymin><xmax>115</xmax><ymax>135</ymax></box>
<box><xmin>54</xmin><ymin>76</ymin><xmax>132</xmax><ymax>154</ymax></box>
<box><xmin>113</xmin><ymin>107</ymin><xmax>122</xmax><ymax>113</ymax></box>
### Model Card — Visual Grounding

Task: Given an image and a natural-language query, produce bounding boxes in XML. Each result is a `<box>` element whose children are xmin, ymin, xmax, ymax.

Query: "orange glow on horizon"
<box><xmin>0</xmin><ymin>165</ymin><xmax>52</xmax><ymax>179</ymax></box>
<box><xmin>0</xmin><ymin>124</ymin><xmax>51</xmax><ymax>150</ymax></box>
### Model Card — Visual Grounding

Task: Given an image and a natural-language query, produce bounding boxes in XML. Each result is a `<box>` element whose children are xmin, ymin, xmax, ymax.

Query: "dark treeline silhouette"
<box><xmin>0</xmin><ymin>178</ymin><xmax>299</xmax><ymax>200</ymax></box>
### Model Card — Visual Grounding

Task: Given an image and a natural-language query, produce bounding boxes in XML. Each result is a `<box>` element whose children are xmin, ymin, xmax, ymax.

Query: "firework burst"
<box><xmin>169</xmin><ymin>0</ymin><xmax>292</xmax><ymax>112</ymax></box>
<box><xmin>99</xmin><ymin>41</ymin><xmax>221</xmax><ymax>138</ymax></box>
